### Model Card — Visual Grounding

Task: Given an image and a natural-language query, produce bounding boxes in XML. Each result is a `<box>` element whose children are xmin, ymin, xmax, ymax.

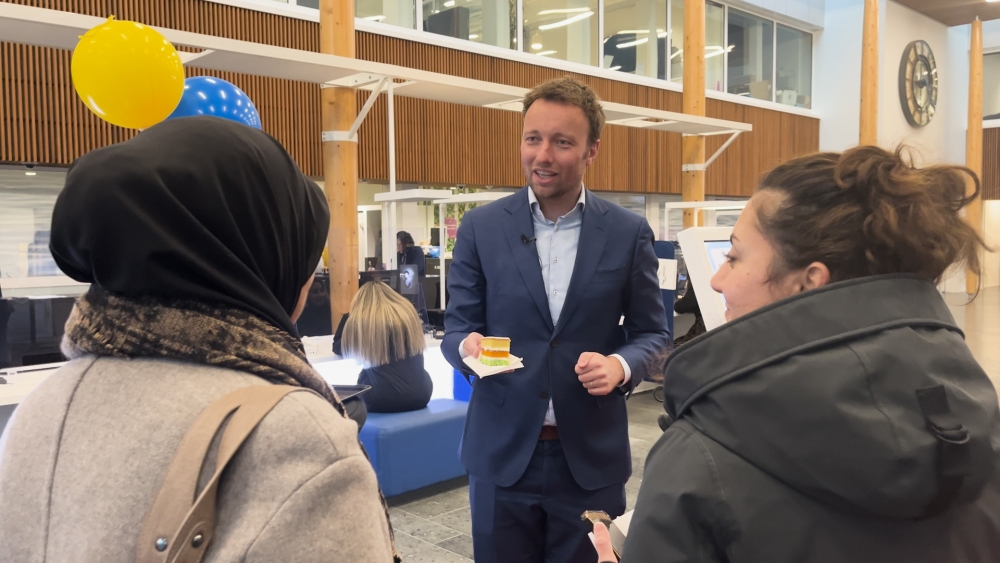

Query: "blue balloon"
<box><xmin>166</xmin><ymin>76</ymin><xmax>261</xmax><ymax>129</ymax></box>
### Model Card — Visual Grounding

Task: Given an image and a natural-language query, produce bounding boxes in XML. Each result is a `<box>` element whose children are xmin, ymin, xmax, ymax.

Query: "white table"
<box><xmin>0</xmin><ymin>335</ymin><xmax>458</xmax><ymax>411</ymax></box>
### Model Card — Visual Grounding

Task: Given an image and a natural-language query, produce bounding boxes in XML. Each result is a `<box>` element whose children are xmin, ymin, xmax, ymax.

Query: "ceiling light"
<box><xmin>363</xmin><ymin>15</ymin><xmax>386</xmax><ymax>21</ymax></box>
<box><xmin>538</xmin><ymin>11</ymin><xmax>593</xmax><ymax>30</ymax></box>
<box><xmin>444</xmin><ymin>1</ymin><xmax>455</xmax><ymax>6</ymax></box>
<box><xmin>615</xmin><ymin>29</ymin><xmax>651</xmax><ymax>34</ymax></box>
<box><xmin>469</xmin><ymin>34</ymin><xmax>479</xmax><ymax>39</ymax></box>
<box><xmin>536</xmin><ymin>50</ymin><xmax>557</xmax><ymax>56</ymax></box>
<box><xmin>704</xmin><ymin>44</ymin><xmax>735</xmax><ymax>59</ymax></box>
<box><xmin>537</xmin><ymin>7</ymin><xmax>590</xmax><ymax>15</ymax></box>
<box><xmin>657</xmin><ymin>31</ymin><xmax>668</xmax><ymax>38</ymax></box>
<box><xmin>532</xmin><ymin>43</ymin><xmax>543</xmax><ymax>50</ymax></box>
<box><xmin>617</xmin><ymin>37</ymin><xmax>649</xmax><ymax>48</ymax></box>
<box><xmin>24</xmin><ymin>171</ymin><xmax>36</xmax><ymax>176</ymax></box>
<box><xmin>609</xmin><ymin>65</ymin><xmax>622</xmax><ymax>71</ymax></box>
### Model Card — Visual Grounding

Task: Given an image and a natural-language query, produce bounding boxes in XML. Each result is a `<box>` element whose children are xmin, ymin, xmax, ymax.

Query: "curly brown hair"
<box><xmin>755</xmin><ymin>145</ymin><xmax>987</xmax><ymax>286</ymax></box>
<box><xmin>522</xmin><ymin>76</ymin><xmax>605</xmax><ymax>146</ymax></box>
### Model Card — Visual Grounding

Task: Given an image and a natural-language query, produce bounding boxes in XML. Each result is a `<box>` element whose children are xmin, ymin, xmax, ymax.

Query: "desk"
<box><xmin>305</xmin><ymin>334</ymin><xmax>456</xmax><ymax>401</ymax></box>
<box><xmin>0</xmin><ymin>335</ymin><xmax>461</xmax><ymax>435</ymax></box>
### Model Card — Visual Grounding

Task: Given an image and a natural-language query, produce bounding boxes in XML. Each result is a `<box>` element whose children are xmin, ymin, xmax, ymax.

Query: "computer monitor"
<box><xmin>676</xmin><ymin>227</ymin><xmax>733</xmax><ymax>331</ymax></box>
<box><xmin>360</xmin><ymin>270</ymin><xmax>400</xmax><ymax>293</ymax></box>
<box><xmin>398</xmin><ymin>264</ymin><xmax>419</xmax><ymax>296</ymax></box>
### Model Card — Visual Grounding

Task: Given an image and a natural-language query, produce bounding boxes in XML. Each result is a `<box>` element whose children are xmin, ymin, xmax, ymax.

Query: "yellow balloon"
<box><xmin>71</xmin><ymin>17</ymin><xmax>184</xmax><ymax>130</ymax></box>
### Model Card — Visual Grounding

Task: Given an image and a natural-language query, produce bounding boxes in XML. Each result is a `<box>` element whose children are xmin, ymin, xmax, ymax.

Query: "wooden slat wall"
<box><xmin>983</xmin><ymin>128</ymin><xmax>1000</xmax><ymax>200</ymax></box>
<box><xmin>2</xmin><ymin>0</ymin><xmax>821</xmax><ymax>196</ymax></box>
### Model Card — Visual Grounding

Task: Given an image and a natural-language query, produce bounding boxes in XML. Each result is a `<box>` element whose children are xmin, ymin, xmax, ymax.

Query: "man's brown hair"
<box><xmin>522</xmin><ymin>77</ymin><xmax>605</xmax><ymax>146</ymax></box>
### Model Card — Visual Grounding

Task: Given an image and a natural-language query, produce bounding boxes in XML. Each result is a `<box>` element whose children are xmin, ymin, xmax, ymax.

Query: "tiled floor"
<box><xmin>946</xmin><ymin>287</ymin><xmax>1000</xmax><ymax>388</ymax></box>
<box><xmin>391</xmin><ymin>288</ymin><xmax>1000</xmax><ymax>562</ymax></box>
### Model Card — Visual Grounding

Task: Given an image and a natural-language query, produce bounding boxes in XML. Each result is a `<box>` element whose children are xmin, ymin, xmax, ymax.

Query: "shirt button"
<box><xmin>553</xmin><ymin>291</ymin><xmax>558</xmax><ymax>296</ymax></box>
<box><xmin>555</xmin><ymin>258</ymin><xmax>559</xmax><ymax>263</ymax></box>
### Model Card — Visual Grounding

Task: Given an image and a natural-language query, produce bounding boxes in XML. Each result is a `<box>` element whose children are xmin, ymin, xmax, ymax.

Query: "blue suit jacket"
<box><xmin>443</xmin><ymin>188</ymin><xmax>670</xmax><ymax>490</ymax></box>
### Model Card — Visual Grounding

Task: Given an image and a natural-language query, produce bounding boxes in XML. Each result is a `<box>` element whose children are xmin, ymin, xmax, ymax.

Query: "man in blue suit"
<box><xmin>443</xmin><ymin>77</ymin><xmax>670</xmax><ymax>562</ymax></box>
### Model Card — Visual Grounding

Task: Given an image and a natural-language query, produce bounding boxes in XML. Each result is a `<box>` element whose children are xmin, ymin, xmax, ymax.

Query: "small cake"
<box><xmin>480</xmin><ymin>337</ymin><xmax>512</xmax><ymax>366</ymax></box>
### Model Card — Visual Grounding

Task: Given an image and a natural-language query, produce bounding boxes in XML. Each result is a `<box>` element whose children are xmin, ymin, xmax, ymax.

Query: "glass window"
<box><xmin>602</xmin><ymin>0</ymin><xmax>667</xmax><ymax>79</ymax></box>
<box><xmin>524</xmin><ymin>0</ymin><xmax>599</xmax><ymax>66</ymax></box>
<box><xmin>984</xmin><ymin>53</ymin><xmax>1000</xmax><ymax>118</ymax></box>
<box><xmin>775</xmin><ymin>24</ymin><xmax>812</xmax><ymax>109</ymax></box>
<box><xmin>0</xmin><ymin>169</ymin><xmax>65</xmax><ymax>280</ymax></box>
<box><xmin>705</xmin><ymin>1</ymin><xmax>724</xmax><ymax>91</ymax></box>
<box><xmin>356</xmin><ymin>0</ymin><xmax>417</xmax><ymax>29</ymax></box>
<box><xmin>423</xmin><ymin>0</ymin><xmax>516</xmax><ymax>48</ymax></box>
<box><xmin>668</xmin><ymin>0</ymin><xmax>724</xmax><ymax>90</ymax></box>
<box><xmin>296</xmin><ymin>0</ymin><xmax>319</xmax><ymax>8</ymax></box>
<box><xmin>727</xmin><ymin>8</ymin><xmax>773</xmax><ymax>102</ymax></box>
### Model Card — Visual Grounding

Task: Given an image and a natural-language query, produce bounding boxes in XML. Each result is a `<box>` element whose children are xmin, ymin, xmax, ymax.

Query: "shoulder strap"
<box><xmin>137</xmin><ymin>385</ymin><xmax>314</xmax><ymax>563</ymax></box>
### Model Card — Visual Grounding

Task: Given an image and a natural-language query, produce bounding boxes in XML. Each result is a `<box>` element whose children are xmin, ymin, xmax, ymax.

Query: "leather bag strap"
<box><xmin>137</xmin><ymin>385</ymin><xmax>313</xmax><ymax>563</ymax></box>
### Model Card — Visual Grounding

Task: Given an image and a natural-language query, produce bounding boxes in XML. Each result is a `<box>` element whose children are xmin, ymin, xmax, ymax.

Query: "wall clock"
<box><xmin>898</xmin><ymin>40</ymin><xmax>938</xmax><ymax>128</ymax></box>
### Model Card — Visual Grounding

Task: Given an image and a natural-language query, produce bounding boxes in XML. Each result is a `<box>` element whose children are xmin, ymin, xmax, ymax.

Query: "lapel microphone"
<box><xmin>521</xmin><ymin>234</ymin><xmax>536</xmax><ymax>245</ymax></box>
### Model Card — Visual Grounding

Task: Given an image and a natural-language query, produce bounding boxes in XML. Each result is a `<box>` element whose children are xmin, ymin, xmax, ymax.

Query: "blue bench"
<box><xmin>359</xmin><ymin>398</ymin><xmax>468</xmax><ymax>497</ymax></box>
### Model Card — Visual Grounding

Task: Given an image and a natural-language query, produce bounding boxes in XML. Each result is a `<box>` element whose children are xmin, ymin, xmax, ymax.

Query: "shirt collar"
<box><xmin>528</xmin><ymin>185</ymin><xmax>587</xmax><ymax>219</ymax></box>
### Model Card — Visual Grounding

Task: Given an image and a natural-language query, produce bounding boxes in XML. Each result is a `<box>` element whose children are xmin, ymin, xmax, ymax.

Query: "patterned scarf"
<box><xmin>62</xmin><ymin>287</ymin><xmax>401</xmax><ymax>562</ymax></box>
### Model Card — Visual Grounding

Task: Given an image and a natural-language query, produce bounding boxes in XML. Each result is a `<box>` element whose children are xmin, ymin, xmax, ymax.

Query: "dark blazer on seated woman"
<box><xmin>622</xmin><ymin>276</ymin><xmax>1000</xmax><ymax>563</ymax></box>
<box><xmin>336</xmin><ymin>284</ymin><xmax>433</xmax><ymax>413</ymax></box>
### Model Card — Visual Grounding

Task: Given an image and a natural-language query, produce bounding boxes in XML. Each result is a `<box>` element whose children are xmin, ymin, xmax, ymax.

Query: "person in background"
<box><xmin>600</xmin><ymin>146</ymin><xmax>1000</xmax><ymax>562</ymax></box>
<box><xmin>397</xmin><ymin>231</ymin><xmax>426</xmax><ymax>276</ymax></box>
<box><xmin>340</xmin><ymin>280</ymin><xmax>433</xmax><ymax>413</ymax></box>
<box><xmin>0</xmin><ymin>116</ymin><xmax>397</xmax><ymax>562</ymax></box>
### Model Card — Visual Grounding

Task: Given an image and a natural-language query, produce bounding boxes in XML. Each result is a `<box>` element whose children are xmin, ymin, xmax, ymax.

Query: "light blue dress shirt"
<box><xmin>459</xmin><ymin>186</ymin><xmax>631</xmax><ymax>426</ymax></box>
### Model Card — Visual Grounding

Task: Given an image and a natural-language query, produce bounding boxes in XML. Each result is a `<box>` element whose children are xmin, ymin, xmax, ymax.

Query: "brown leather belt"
<box><xmin>539</xmin><ymin>426</ymin><xmax>559</xmax><ymax>441</ymax></box>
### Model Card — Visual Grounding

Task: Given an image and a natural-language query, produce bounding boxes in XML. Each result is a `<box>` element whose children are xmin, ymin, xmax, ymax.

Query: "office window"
<box><xmin>523</xmin><ymin>0</ymin><xmax>600</xmax><ymax>66</ymax></box>
<box><xmin>775</xmin><ymin>24</ymin><xmax>812</xmax><ymax>109</ymax></box>
<box><xmin>423</xmin><ymin>0</ymin><xmax>516</xmax><ymax>48</ymax></box>
<box><xmin>602</xmin><ymin>0</ymin><xmax>667</xmax><ymax>78</ymax></box>
<box><xmin>356</xmin><ymin>0</ymin><xmax>417</xmax><ymax>29</ymax></box>
<box><xmin>984</xmin><ymin>53</ymin><xmax>1000</xmax><ymax>118</ymax></box>
<box><xmin>705</xmin><ymin>1</ymin><xmax>725</xmax><ymax>91</ymax></box>
<box><xmin>0</xmin><ymin>169</ymin><xmax>65</xmax><ymax>280</ymax></box>
<box><xmin>668</xmin><ymin>0</ymin><xmax>724</xmax><ymax>90</ymax></box>
<box><xmin>296</xmin><ymin>0</ymin><xmax>319</xmax><ymax>7</ymax></box>
<box><xmin>727</xmin><ymin>8</ymin><xmax>773</xmax><ymax>102</ymax></box>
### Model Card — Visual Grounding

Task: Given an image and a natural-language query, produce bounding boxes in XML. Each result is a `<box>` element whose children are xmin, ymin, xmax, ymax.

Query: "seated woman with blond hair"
<box><xmin>595</xmin><ymin>145</ymin><xmax>1000</xmax><ymax>563</ymax></box>
<box><xmin>341</xmin><ymin>281</ymin><xmax>433</xmax><ymax>413</ymax></box>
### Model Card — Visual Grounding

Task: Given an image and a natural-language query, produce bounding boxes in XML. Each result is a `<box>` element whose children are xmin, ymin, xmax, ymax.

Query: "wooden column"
<box><xmin>967</xmin><ymin>18</ymin><xmax>984</xmax><ymax>295</ymax></box>
<box><xmin>859</xmin><ymin>0</ymin><xmax>879</xmax><ymax>145</ymax></box>
<box><xmin>682</xmin><ymin>0</ymin><xmax>706</xmax><ymax>228</ymax></box>
<box><xmin>320</xmin><ymin>0</ymin><xmax>359</xmax><ymax>325</ymax></box>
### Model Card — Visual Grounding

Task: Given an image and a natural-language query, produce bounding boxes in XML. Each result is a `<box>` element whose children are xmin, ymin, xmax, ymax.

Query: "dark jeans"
<box><xmin>469</xmin><ymin>439</ymin><xmax>626</xmax><ymax>563</ymax></box>
<box><xmin>343</xmin><ymin>397</ymin><xmax>367</xmax><ymax>432</ymax></box>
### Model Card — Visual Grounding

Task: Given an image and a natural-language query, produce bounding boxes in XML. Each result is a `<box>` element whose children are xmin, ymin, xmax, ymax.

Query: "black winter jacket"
<box><xmin>622</xmin><ymin>275</ymin><xmax>1000</xmax><ymax>563</ymax></box>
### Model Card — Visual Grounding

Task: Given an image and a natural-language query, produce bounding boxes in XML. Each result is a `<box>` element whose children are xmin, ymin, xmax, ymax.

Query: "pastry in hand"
<box><xmin>480</xmin><ymin>336</ymin><xmax>511</xmax><ymax>366</ymax></box>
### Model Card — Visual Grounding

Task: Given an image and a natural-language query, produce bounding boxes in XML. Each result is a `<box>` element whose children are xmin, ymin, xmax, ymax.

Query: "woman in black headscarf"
<box><xmin>0</xmin><ymin>117</ymin><xmax>398</xmax><ymax>562</ymax></box>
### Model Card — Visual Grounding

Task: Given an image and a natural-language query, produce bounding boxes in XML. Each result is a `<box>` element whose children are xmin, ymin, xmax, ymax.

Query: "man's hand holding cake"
<box><xmin>463</xmin><ymin>332</ymin><xmax>619</xmax><ymax>394</ymax></box>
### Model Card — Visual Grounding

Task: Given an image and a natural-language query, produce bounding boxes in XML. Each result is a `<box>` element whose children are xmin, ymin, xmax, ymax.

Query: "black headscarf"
<box><xmin>50</xmin><ymin>116</ymin><xmax>329</xmax><ymax>337</ymax></box>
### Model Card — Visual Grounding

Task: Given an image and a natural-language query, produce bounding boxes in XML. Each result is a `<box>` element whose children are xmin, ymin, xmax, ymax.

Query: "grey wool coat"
<box><xmin>0</xmin><ymin>356</ymin><xmax>395</xmax><ymax>562</ymax></box>
<box><xmin>622</xmin><ymin>275</ymin><xmax>1000</xmax><ymax>563</ymax></box>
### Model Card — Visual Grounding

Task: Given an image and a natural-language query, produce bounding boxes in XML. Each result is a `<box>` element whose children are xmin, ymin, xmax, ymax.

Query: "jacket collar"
<box><xmin>663</xmin><ymin>275</ymin><xmax>961</xmax><ymax>418</ymax></box>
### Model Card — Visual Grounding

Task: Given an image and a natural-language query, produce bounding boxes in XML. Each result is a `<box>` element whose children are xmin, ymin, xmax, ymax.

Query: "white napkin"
<box><xmin>462</xmin><ymin>355</ymin><xmax>525</xmax><ymax>377</ymax></box>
